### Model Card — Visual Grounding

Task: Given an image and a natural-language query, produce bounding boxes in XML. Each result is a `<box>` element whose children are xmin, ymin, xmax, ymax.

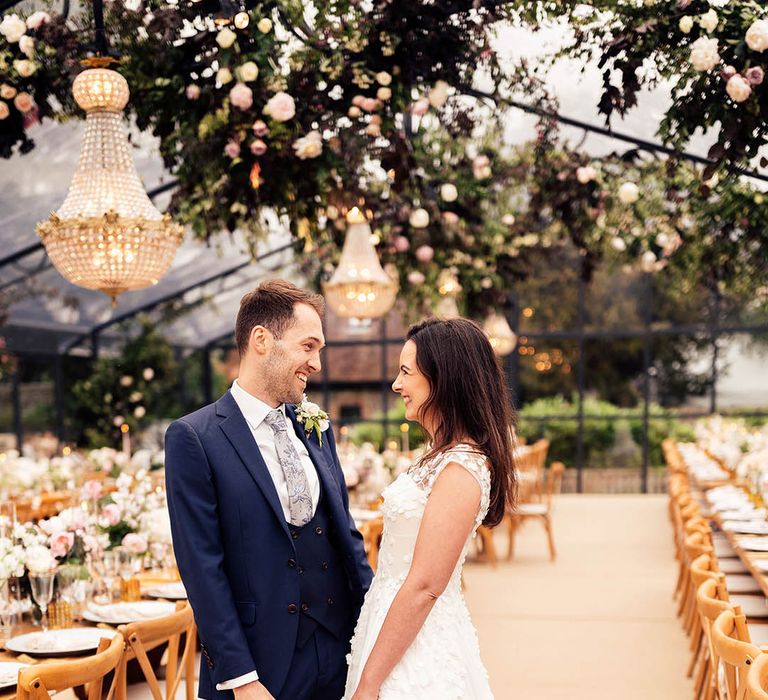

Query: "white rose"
<box><xmin>25</xmin><ymin>11</ymin><xmax>51</xmax><ymax>30</ymax></box>
<box><xmin>746</xmin><ymin>19</ymin><xmax>768</xmax><ymax>53</ymax></box>
<box><xmin>217</xmin><ymin>67</ymin><xmax>233</xmax><ymax>86</ymax></box>
<box><xmin>690</xmin><ymin>37</ymin><xmax>720</xmax><ymax>72</ymax></box>
<box><xmin>142</xmin><ymin>367</ymin><xmax>154</xmax><ymax>381</ymax></box>
<box><xmin>726</xmin><ymin>74</ymin><xmax>752</xmax><ymax>102</ymax></box>
<box><xmin>640</xmin><ymin>250</ymin><xmax>658</xmax><ymax>272</ymax></box>
<box><xmin>699</xmin><ymin>9</ymin><xmax>718</xmax><ymax>33</ymax></box>
<box><xmin>25</xmin><ymin>544</ymin><xmax>56</xmax><ymax>573</ymax></box>
<box><xmin>0</xmin><ymin>103</ymin><xmax>8</xmax><ymax>120</ymax></box>
<box><xmin>292</xmin><ymin>130</ymin><xmax>323</xmax><ymax>159</ymax></box>
<box><xmin>428</xmin><ymin>80</ymin><xmax>450</xmax><ymax>108</ymax></box>
<box><xmin>409</xmin><ymin>208</ymin><xmax>430</xmax><ymax>229</ymax></box>
<box><xmin>440</xmin><ymin>183</ymin><xmax>458</xmax><ymax>202</ymax></box>
<box><xmin>376</xmin><ymin>71</ymin><xmax>392</xmax><ymax>86</ymax></box>
<box><xmin>376</xmin><ymin>86</ymin><xmax>391</xmax><ymax>101</ymax></box>
<box><xmin>216</xmin><ymin>27</ymin><xmax>237</xmax><ymax>49</ymax></box>
<box><xmin>124</xmin><ymin>0</ymin><xmax>141</xmax><ymax>10</ymax></box>
<box><xmin>13</xmin><ymin>59</ymin><xmax>36</xmax><ymax>78</ymax></box>
<box><xmin>679</xmin><ymin>16</ymin><xmax>694</xmax><ymax>34</ymax></box>
<box><xmin>618</xmin><ymin>182</ymin><xmax>640</xmax><ymax>204</ymax></box>
<box><xmin>303</xmin><ymin>401</ymin><xmax>321</xmax><ymax>416</ymax></box>
<box><xmin>611</xmin><ymin>237</ymin><xmax>627</xmax><ymax>252</ymax></box>
<box><xmin>120</xmin><ymin>375</ymin><xmax>133</xmax><ymax>387</ymax></box>
<box><xmin>576</xmin><ymin>165</ymin><xmax>597</xmax><ymax>184</ymax></box>
<box><xmin>237</xmin><ymin>61</ymin><xmax>259</xmax><ymax>82</ymax></box>
<box><xmin>0</xmin><ymin>84</ymin><xmax>16</xmax><ymax>99</ymax></box>
<box><xmin>318</xmin><ymin>419</ymin><xmax>330</xmax><ymax>432</ymax></box>
<box><xmin>257</xmin><ymin>17</ymin><xmax>272</xmax><ymax>33</ymax></box>
<box><xmin>0</xmin><ymin>14</ymin><xmax>27</xmax><ymax>43</ymax></box>
<box><xmin>19</xmin><ymin>35</ymin><xmax>34</xmax><ymax>57</ymax></box>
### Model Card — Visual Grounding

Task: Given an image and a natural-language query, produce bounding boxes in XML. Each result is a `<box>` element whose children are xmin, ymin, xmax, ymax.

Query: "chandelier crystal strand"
<box><xmin>323</xmin><ymin>207</ymin><xmax>398</xmax><ymax>319</ymax></box>
<box><xmin>37</xmin><ymin>67</ymin><xmax>184</xmax><ymax>306</ymax></box>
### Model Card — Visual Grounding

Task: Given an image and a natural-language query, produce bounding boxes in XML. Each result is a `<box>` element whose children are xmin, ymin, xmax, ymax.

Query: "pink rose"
<box><xmin>442</xmin><ymin>211</ymin><xmax>460</xmax><ymax>225</ymax></box>
<box><xmin>411</xmin><ymin>98</ymin><xmax>429</xmax><ymax>116</ymax></box>
<box><xmin>224</xmin><ymin>139</ymin><xmax>241</xmax><ymax>158</ymax></box>
<box><xmin>746</xmin><ymin>66</ymin><xmax>765</xmax><ymax>85</ymax></box>
<box><xmin>393</xmin><ymin>236</ymin><xmax>410</xmax><ymax>253</ymax></box>
<box><xmin>25</xmin><ymin>11</ymin><xmax>50</xmax><ymax>29</ymax></box>
<box><xmin>250</xmin><ymin>139</ymin><xmax>268</xmax><ymax>156</ymax></box>
<box><xmin>101</xmin><ymin>503</ymin><xmax>121</xmax><ymax>526</ymax></box>
<box><xmin>13</xmin><ymin>92</ymin><xmax>34</xmax><ymax>113</ymax></box>
<box><xmin>361</xmin><ymin>98</ymin><xmax>379</xmax><ymax>113</ymax></box>
<box><xmin>50</xmin><ymin>532</ymin><xmax>74</xmax><ymax>558</ymax></box>
<box><xmin>229</xmin><ymin>82</ymin><xmax>253</xmax><ymax>111</ymax></box>
<box><xmin>351</xmin><ymin>95</ymin><xmax>365</xmax><ymax>107</ymax></box>
<box><xmin>185</xmin><ymin>84</ymin><xmax>200</xmax><ymax>100</ymax></box>
<box><xmin>81</xmin><ymin>479</ymin><xmax>102</xmax><ymax>500</ymax></box>
<box><xmin>415</xmin><ymin>245</ymin><xmax>434</xmax><ymax>263</ymax></box>
<box><xmin>122</xmin><ymin>533</ymin><xmax>148</xmax><ymax>554</ymax></box>
<box><xmin>252</xmin><ymin>119</ymin><xmax>269</xmax><ymax>136</ymax></box>
<box><xmin>407</xmin><ymin>271</ymin><xmax>426</xmax><ymax>285</ymax></box>
<box><xmin>263</xmin><ymin>91</ymin><xmax>295</xmax><ymax>122</ymax></box>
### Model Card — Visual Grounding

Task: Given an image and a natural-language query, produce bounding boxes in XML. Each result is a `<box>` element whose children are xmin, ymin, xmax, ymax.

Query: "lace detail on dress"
<box><xmin>408</xmin><ymin>444</ymin><xmax>491</xmax><ymax>529</ymax></box>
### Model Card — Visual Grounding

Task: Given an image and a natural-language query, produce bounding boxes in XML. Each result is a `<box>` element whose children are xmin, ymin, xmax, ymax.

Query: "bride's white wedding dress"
<box><xmin>344</xmin><ymin>444</ymin><xmax>494</xmax><ymax>699</ymax></box>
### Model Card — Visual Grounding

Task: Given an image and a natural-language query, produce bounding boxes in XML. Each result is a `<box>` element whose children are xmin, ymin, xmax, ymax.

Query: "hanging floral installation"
<box><xmin>0</xmin><ymin>1</ymin><xmax>766</xmax><ymax>318</ymax></box>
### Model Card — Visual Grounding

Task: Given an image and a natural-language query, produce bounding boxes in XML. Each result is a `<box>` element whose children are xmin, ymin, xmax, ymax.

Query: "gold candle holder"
<box><xmin>120</xmin><ymin>577</ymin><xmax>141</xmax><ymax>602</ymax></box>
<box><xmin>48</xmin><ymin>600</ymin><xmax>73</xmax><ymax>629</ymax></box>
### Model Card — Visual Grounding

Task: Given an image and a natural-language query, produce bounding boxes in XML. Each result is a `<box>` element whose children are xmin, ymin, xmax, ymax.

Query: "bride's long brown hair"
<box><xmin>406</xmin><ymin>317</ymin><xmax>517</xmax><ymax>527</ymax></box>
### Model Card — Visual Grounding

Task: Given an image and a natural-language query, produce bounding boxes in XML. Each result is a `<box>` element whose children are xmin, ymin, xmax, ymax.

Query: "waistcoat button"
<box><xmin>287</xmin><ymin>559</ymin><xmax>296</xmax><ymax>568</ymax></box>
<box><xmin>301</xmin><ymin>603</ymin><xmax>309</xmax><ymax>612</ymax></box>
<box><xmin>287</xmin><ymin>604</ymin><xmax>298</xmax><ymax>614</ymax></box>
<box><xmin>315</xmin><ymin>527</ymin><xmax>323</xmax><ymax>535</ymax></box>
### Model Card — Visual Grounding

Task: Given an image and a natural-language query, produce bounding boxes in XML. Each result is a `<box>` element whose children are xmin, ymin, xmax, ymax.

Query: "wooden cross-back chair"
<box><xmin>16</xmin><ymin>633</ymin><xmax>124</xmax><ymax>700</ymax></box>
<box><xmin>115</xmin><ymin>601</ymin><xmax>197</xmax><ymax>700</ymax></box>
<box><xmin>711</xmin><ymin>608</ymin><xmax>765</xmax><ymax>700</ymax></box>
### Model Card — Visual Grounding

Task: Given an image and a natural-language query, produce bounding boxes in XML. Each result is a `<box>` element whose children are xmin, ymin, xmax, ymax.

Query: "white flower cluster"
<box><xmin>0</xmin><ymin>537</ymin><xmax>26</xmax><ymax>582</ymax></box>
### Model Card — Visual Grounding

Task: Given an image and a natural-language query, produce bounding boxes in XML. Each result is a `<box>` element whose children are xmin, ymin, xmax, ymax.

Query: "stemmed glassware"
<box><xmin>29</xmin><ymin>568</ymin><xmax>57</xmax><ymax>632</ymax></box>
<box><xmin>91</xmin><ymin>551</ymin><xmax>119</xmax><ymax>604</ymax></box>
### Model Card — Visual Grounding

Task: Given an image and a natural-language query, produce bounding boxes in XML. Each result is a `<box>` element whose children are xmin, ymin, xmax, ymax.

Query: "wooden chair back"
<box><xmin>745</xmin><ymin>649</ymin><xmax>768</xmax><ymax>699</ymax></box>
<box><xmin>17</xmin><ymin>633</ymin><xmax>124</xmax><ymax>700</ymax></box>
<box><xmin>116</xmin><ymin>601</ymin><xmax>196</xmax><ymax>700</ymax></box>
<box><xmin>712</xmin><ymin>608</ymin><xmax>763</xmax><ymax>700</ymax></box>
<box><xmin>359</xmin><ymin>518</ymin><xmax>385</xmax><ymax>571</ymax></box>
<box><xmin>543</xmin><ymin>462</ymin><xmax>565</xmax><ymax>511</ymax></box>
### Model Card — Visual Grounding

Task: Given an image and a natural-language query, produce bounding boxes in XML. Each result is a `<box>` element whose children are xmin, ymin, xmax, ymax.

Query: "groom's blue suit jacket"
<box><xmin>165</xmin><ymin>391</ymin><xmax>373</xmax><ymax>698</ymax></box>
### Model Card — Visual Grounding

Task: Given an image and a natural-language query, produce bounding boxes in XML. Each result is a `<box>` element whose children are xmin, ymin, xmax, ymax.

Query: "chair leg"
<box><xmin>544</xmin><ymin>516</ymin><xmax>556</xmax><ymax>561</ymax></box>
<box><xmin>506</xmin><ymin>516</ymin><xmax>517</xmax><ymax>561</ymax></box>
<box><xmin>693</xmin><ymin>653</ymin><xmax>708</xmax><ymax>700</ymax></box>
<box><xmin>688</xmin><ymin>622</ymin><xmax>703</xmax><ymax>676</ymax></box>
<box><xmin>478</xmin><ymin>526</ymin><xmax>497</xmax><ymax>568</ymax></box>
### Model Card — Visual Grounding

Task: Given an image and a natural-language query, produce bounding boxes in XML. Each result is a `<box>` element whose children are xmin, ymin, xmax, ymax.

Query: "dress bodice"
<box><xmin>376</xmin><ymin>444</ymin><xmax>491</xmax><ymax>592</ymax></box>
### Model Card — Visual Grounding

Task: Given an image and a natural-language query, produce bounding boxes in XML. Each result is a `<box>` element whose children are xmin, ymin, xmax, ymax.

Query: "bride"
<box><xmin>344</xmin><ymin>317</ymin><xmax>517</xmax><ymax>699</ymax></box>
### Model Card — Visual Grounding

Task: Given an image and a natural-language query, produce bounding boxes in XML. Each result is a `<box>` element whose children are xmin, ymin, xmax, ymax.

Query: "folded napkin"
<box><xmin>88</xmin><ymin>602</ymin><xmax>172</xmax><ymax>621</ymax></box>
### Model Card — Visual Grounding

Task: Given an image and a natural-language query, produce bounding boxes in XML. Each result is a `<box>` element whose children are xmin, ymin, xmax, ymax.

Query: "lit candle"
<box><xmin>400</xmin><ymin>422</ymin><xmax>410</xmax><ymax>453</ymax></box>
<box><xmin>121</xmin><ymin>423</ymin><xmax>131</xmax><ymax>457</ymax></box>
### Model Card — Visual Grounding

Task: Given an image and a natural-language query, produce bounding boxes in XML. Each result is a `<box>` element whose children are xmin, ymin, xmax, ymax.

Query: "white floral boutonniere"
<box><xmin>296</xmin><ymin>394</ymin><xmax>330</xmax><ymax>446</ymax></box>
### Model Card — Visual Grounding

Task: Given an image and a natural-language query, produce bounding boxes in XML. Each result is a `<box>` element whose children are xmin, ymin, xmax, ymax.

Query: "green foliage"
<box><xmin>68</xmin><ymin>318</ymin><xmax>179</xmax><ymax>447</ymax></box>
<box><xmin>518</xmin><ymin>395</ymin><xmax>696</xmax><ymax>468</ymax></box>
<box><xmin>348</xmin><ymin>402</ymin><xmax>426</xmax><ymax>451</ymax></box>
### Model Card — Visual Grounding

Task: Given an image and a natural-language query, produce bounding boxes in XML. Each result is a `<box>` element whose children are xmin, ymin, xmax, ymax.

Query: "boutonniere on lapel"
<box><xmin>295</xmin><ymin>394</ymin><xmax>330</xmax><ymax>446</ymax></box>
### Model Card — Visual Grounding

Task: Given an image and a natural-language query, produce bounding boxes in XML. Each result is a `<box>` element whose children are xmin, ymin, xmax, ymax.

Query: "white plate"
<box><xmin>0</xmin><ymin>661</ymin><xmax>28</xmax><ymax>689</ymax></box>
<box><xmin>720</xmin><ymin>510</ymin><xmax>767</xmax><ymax>521</ymax></box>
<box><xmin>722</xmin><ymin>521</ymin><xmax>768</xmax><ymax>535</ymax></box>
<box><xmin>146</xmin><ymin>582</ymin><xmax>187</xmax><ymax>600</ymax></box>
<box><xmin>84</xmin><ymin>601</ymin><xmax>177</xmax><ymax>625</ymax></box>
<box><xmin>6</xmin><ymin>628</ymin><xmax>117</xmax><ymax>657</ymax></box>
<box><xmin>737</xmin><ymin>538</ymin><xmax>768</xmax><ymax>552</ymax></box>
<box><xmin>753</xmin><ymin>560</ymin><xmax>768</xmax><ymax>573</ymax></box>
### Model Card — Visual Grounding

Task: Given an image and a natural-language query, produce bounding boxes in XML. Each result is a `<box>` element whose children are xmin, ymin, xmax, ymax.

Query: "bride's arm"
<box><xmin>352</xmin><ymin>461</ymin><xmax>482</xmax><ymax>699</ymax></box>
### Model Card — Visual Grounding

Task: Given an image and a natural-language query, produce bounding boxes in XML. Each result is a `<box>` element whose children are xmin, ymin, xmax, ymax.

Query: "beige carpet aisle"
<box><xmin>463</xmin><ymin>494</ymin><xmax>693</xmax><ymax>700</ymax></box>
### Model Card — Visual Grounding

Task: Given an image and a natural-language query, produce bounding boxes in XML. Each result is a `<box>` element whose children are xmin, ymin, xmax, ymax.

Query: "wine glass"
<box><xmin>92</xmin><ymin>551</ymin><xmax>119</xmax><ymax>604</ymax></box>
<box><xmin>29</xmin><ymin>569</ymin><xmax>56</xmax><ymax>632</ymax></box>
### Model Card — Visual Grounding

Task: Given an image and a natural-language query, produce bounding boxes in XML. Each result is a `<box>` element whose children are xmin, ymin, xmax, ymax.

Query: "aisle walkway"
<box><xmin>464</xmin><ymin>494</ymin><xmax>692</xmax><ymax>700</ymax></box>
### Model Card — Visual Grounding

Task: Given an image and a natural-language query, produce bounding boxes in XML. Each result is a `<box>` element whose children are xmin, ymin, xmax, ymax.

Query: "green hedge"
<box><xmin>517</xmin><ymin>396</ymin><xmax>696</xmax><ymax>467</ymax></box>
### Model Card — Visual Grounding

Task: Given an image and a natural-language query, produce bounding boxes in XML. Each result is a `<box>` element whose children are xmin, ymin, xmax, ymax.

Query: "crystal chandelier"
<box><xmin>484</xmin><ymin>312</ymin><xmax>517</xmax><ymax>356</ymax></box>
<box><xmin>323</xmin><ymin>207</ymin><xmax>398</xmax><ymax>319</ymax></box>
<box><xmin>37</xmin><ymin>61</ymin><xmax>184</xmax><ymax>306</ymax></box>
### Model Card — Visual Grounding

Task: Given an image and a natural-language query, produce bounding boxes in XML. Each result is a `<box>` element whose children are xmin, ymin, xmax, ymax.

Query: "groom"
<box><xmin>165</xmin><ymin>280</ymin><xmax>373</xmax><ymax>700</ymax></box>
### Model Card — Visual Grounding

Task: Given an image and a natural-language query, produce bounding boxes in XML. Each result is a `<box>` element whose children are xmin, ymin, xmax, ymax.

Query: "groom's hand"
<box><xmin>233</xmin><ymin>680</ymin><xmax>275</xmax><ymax>700</ymax></box>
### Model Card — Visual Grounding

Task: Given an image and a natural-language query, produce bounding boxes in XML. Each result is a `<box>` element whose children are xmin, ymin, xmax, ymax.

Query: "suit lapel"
<box><xmin>217</xmin><ymin>392</ymin><xmax>291</xmax><ymax>540</ymax></box>
<box><xmin>286</xmin><ymin>405</ymin><xmax>345</xmax><ymax>511</ymax></box>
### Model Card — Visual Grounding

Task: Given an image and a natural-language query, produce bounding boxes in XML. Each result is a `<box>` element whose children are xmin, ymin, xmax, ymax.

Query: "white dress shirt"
<box><xmin>217</xmin><ymin>380</ymin><xmax>321</xmax><ymax>691</ymax></box>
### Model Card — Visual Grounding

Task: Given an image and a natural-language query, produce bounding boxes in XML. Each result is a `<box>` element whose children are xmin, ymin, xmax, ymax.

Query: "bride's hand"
<box><xmin>350</xmin><ymin>681</ymin><xmax>379</xmax><ymax>700</ymax></box>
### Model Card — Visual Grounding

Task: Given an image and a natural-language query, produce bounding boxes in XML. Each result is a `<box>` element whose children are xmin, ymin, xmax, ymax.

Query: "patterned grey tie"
<box><xmin>263</xmin><ymin>409</ymin><xmax>314</xmax><ymax>526</ymax></box>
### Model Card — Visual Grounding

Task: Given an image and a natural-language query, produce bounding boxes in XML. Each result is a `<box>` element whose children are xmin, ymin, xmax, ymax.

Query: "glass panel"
<box><xmin>715</xmin><ymin>333</ymin><xmax>768</xmax><ymax>411</ymax></box>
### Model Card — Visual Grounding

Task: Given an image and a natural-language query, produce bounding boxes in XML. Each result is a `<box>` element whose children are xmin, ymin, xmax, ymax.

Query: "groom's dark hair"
<box><xmin>235</xmin><ymin>279</ymin><xmax>324</xmax><ymax>355</ymax></box>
